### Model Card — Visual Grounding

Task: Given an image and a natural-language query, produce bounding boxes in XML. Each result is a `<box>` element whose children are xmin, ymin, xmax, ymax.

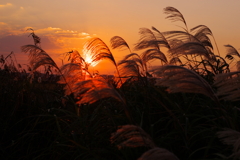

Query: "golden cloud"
<box><xmin>0</xmin><ymin>24</ymin><xmax>96</xmax><ymax>55</ymax></box>
<box><xmin>0</xmin><ymin>22</ymin><xmax>7</xmax><ymax>25</ymax></box>
<box><xmin>0</xmin><ymin>3</ymin><xmax>12</xmax><ymax>8</ymax></box>
<box><xmin>32</xmin><ymin>27</ymin><xmax>95</xmax><ymax>52</ymax></box>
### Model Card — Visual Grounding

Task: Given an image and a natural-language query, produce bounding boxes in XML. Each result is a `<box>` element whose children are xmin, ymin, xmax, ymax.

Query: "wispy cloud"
<box><xmin>27</xmin><ymin>27</ymin><xmax>95</xmax><ymax>51</ymax></box>
<box><xmin>0</xmin><ymin>24</ymin><xmax>96</xmax><ymax>62</ymax></box>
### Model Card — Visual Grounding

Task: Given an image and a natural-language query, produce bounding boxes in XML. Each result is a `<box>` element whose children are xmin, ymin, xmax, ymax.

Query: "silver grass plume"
<box><xmin>168</xmin><ymin>41</ymin><xmax>213</xmax><ymax>61</ymax></box>
<box><xmin>225</xmin><ymin>44</ymin><xmax>240</xmax><ymax>62</ymax></box>
<box><xmin>164</xmin><ymin>6</ymin><xmax>216</xmax><ymax>68</ymax></box>
<box><xmin>58</xmin><ymin>63</ymin><xmax>85</xmax><ymax>95</ymax></box>
<box><xmin>141</xmin><ymin>48</ymin><xmax>168</xmax><ymax>64</ymax></box>
<box><xmin>116</xmin><ymin>53</ymin><xmax>147</xmax><ymax>87</ymax></box>
<box><xmin>118</xmin><ymin>58</ymin><xmax>143</xmax><ymax>77</ymax></box>
<box><xmin>110</xmin><ymin>125</ymin><xmax>155</xmax><ymax>149</ymax></box>
<box><xmin>214</xmin><ymin>71</ymin><xmax>240</xmax><ymax>101</ymax></box>
<box><xmin>83</xmin><ymin>37</ymin><xmax>117</xmax><ymax>66</ymax></box>
<box><xmin>115</xmin><ymin>54</ymin><xmax>144</xmax><ymax>88</ymax></box>
<box><xmin>58</xmin><ymin>63</ymin><xmax>124</xmax><ymax>105</ymax></box>
<box><xmin>164</xmin><ymin>6</ymin><xmax>188</xmax><ymax>32</ymax></box>
<box><xmin>21</xmin><ymin>45</ymin><xmax>59</xmax><ymax>71</ymax></box>
<box><xmin>217</xmin><ymin>128</ymin><xmax>240</xmax><ymax>159</ymax></box>
<box><xmin>163</xmin><ymin>30</ymin><xmax>193</xmax><ymax>43</ymax></box>
<box><xmin>163</xmin><ymin>30</ymin><xmax>214</xmax><ymax>61</ymax></box>
<box><xmin>110</xmin><ymin>36</ymin><xmax>135</xmax><ymax>86</ymax></box>
<box><xmin>73</xmin><ymin>77</ymin><xmax>125</xmax><ymax>105</ymax></box>
<box><xmin>225</xmin><ymin>45</ymin><xmax>240</xmax><ymax>58</ymax></box>
<box><xmin>110</xmin><ymin>36</ymin><xmax>131</xmax><ymax>53</ymax></box>
<box><xmin>138</xmin><ymin>147</ymin><xmax>179</xmax><ymax>160</ymax></box>
<box><xmin>152</xmin><ymin>65</ymin><xmax>218</xmax><ymax>102</ymax></box>
<box><xmin>27</xmin><ymin>28</ymin><xmax>41</xmax><ymax>47</ymax></box>
<box><xmin>135</xmin><ymin>28</ymin><xmax>164</xmax><ymax>51</ymax></box>
<box><xmin>191</xmin><ymin>25</ymin><xmax>218</xmax><ymax>55</ymax></box>
<box><xmin>83</xmin><ymin>37</ymin><xmax>122</xmax><ymax>84</ymax></box>
<box><xmin>67</xmin><ymin>50</ymin><xmax>90</xmax><ymax>72</ymax></box>
<box><xmin>69</xmin><ymin>50</ymin><xmax>85</xmax><ymax>64</ymax></box>
<box><xmin>151</xmin><ymin>26</ymin><xmax>171</xmax><ymax>49</ymax></box>
<box><xmin>134</xmin><ymin>28</ymin><xmax>168</xmax><ymax>66</ymax></box>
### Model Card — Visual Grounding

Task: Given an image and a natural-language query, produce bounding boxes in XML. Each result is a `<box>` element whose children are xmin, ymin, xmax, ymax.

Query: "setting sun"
<box><xmin>82</xmin><ymin>48</ymin><xmax>99</xmax><ymax>67</ymax></box>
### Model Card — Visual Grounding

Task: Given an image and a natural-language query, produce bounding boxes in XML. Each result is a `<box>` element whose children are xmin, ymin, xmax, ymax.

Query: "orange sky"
<box><xmin>0</xmin><ymin>0</ymin><xmax>240</xmax><ymax>74</ymax></box>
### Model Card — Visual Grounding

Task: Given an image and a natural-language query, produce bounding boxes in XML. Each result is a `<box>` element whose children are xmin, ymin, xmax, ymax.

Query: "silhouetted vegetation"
<box><xmin>1</xmin><ymin>6</ymin><xmax>240</xmax><ymax>160</ymax></box>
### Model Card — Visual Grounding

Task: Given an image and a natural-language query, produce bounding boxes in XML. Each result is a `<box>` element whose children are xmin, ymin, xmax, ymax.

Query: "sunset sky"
<box><xmin>0</xmin><ymin>0</ymin><xmax>240</xmax><ymax>74</ymax></box>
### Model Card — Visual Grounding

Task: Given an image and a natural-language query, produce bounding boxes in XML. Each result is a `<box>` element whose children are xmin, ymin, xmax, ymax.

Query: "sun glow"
<box><xmin>82</xmin><ymin>48</ymin><xmax>100</xmax><ymax>67</ymax></box>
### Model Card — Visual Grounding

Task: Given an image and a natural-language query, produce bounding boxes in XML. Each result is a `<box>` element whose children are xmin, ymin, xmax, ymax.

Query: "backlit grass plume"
<box><xmin>151</xmin><ymin>26</ymin><xmax>171</xmax><ymax>49</ymax></box>
<box><xmin>168</xmin><ymin>41</ymin><xmax>213</xmax><ymax>61</ymax></box>
<box><xmin>152</xmin><ymin>65</ymin><xmax>218</xmax><ymax>101</ymax></box>
<box><xmin>27</xmin><ymin>28</ymin><xmax>41</xmax><ymax>47</ymax></box>
<box><xmin>71</xmin><ymin>77</ymin><xmax>125</xmax><ymax>105</ymax></box>
<box><xmin>118</xmin><ymin>53</ymin><xmax>145</xmax><ymax>78</ymax></box>
<box><xmin>58</xmin><ymin>62</ymin><xmax>124</xmax><ymax>105</ymax></box>
<box><xmin>135</xmin><ymin>28</ymin><xmax>168</xmax><ymax>64</ymax></box>
<box><xmin>83</xmin><ymin>37</ymin><xmax>117</xmax><ymax>66</ymax></box>
<box><xmin>58</xmin><ymin>63</ymin><xmax>85</xmax><ymax>95</ymax></box>
<box><xmin>224</xmin><ymin>45</ymin><xmax>240</xmax><ymax>70</ymax></box>
<box><xmin>164</xmin><ymin>6</ymin><xmax>188</xmax><ymax>31</ymax></box>
<box><xmin>68</xmin><ymin>50</ymin><xmax>87</xmax><ymax>66</ymax></box>
<box><xmin>138</xmin><ymin>147</ymin><xmax>179</xmax><ymax>160</ymax></box>
<box><xmin>110</xmin><ymin>36</ymin><xmax>139</xmax><ymax>86</ymax></box>
<box><xmin>110</xmin><ymin>125</ymin><xmax>155</xmax><ymax>149</ymax></box>
<box><xmin>21</xmin><ymin>45</ymin><xmax>59</xmax><ymax>71</ymax></box>
<box><xmin>225</xmin><ymin>44</ymin><xmax>240</xmax><ymax>60</ymax></box>
<box><xmin>162</xmin><ymin>30</ymin><xmax>214</xmax><ymax>61</ymax></box>
<box><xmin>191</xmin><ymin>25</ymin><xmax>219</xmax><ymax>56</ymax></box>
<box><xmin>83</xmin><ymin>37</ymin><xmax>122</xmax><ymax>84</ymax></box>
<box><xmin>110</xmin><ymin>36</ymin><xmax>131</xmax><ymax>53</ymax></box>
<box><xmin>135</xmin><ymin>28</ymin><xmax>162</xmax><ymax>51</ymax></box>
<box><xmin>163</xmin><ymin>6</ymin><xmax>217</xmax><ymax>67</ymax></box>
<box><xmin>214</xmin><ymin>71</ymin><xmax>240</xmax><ymax>101</ymax></box>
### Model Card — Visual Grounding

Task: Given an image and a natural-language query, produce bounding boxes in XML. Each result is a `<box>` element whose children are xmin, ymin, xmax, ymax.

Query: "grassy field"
<box><xmin>1</xmin><ymin>7</ymin><xmax>240</xmax><ymax>160</ymax></box>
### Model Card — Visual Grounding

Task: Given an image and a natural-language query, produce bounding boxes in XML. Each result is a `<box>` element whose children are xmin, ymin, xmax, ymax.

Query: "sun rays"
<box><xmin>82</xmin><ymin>47</ymin><xmax>100</xmax><ymax>67</ymax></box>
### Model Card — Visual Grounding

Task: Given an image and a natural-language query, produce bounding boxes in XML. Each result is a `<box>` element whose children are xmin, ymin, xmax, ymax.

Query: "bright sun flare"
<box><xmin>82</xmin><ymin>48</ymin><xmax>100</xmax><ymax>67</ymax></box>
